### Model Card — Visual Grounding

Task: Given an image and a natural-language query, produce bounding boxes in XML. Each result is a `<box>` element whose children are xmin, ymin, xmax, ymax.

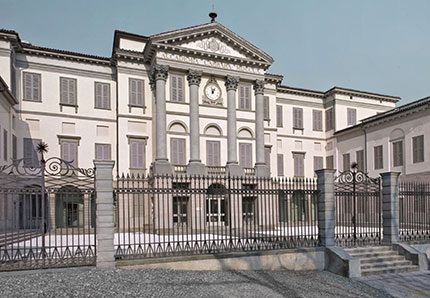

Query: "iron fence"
<box><xmin>399</xmin><ymin>181</ymin><xmax>430</xmax><ymax>242</ymax></box>
<box><xmin>114</xmin><ymin>174</ymin><xmax>318</xmax><ymax>260</ymax></box>
<box><xmin>334</xmin><ymin>170</ymin><xmax>382</xmax><ymax>247</ymax></box>
<box><xmin>0</xmin><ymin>157</ymin><xmax>96</xmax><ymax>271</ymax></box>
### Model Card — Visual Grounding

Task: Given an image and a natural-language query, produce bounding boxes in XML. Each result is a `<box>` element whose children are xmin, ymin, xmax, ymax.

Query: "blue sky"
<box><xmin>1</xmin><ymin>0</ymin><xmax>429</xmax><ymax>105</ymax></box>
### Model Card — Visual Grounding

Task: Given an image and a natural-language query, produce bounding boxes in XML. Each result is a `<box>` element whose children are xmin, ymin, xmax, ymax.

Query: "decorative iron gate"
<box><xmin>0</xmin><ymin>156</ymin><xmax>95</xmax><ymax>271</ymax></box>
<box><xmin>334</xmin><ymin>169</ymin><xmax>382</xmax><ymax>246</ymax></box>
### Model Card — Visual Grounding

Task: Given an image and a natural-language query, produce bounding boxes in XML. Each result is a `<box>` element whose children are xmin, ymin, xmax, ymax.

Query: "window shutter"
<box><xmin>24</xmin><ymin>138</ymin><xmax>33</xmax><ymax>167</ymax></box>
<box><xmin>32</xmin><ymin>74</ymin><xmax>40</xmax><ymax>101</ymax></box>
<box><xmin>207</xmin><ymin>141</ymin><xmax>213</xmax><ymax>166</ymax></box>
<box><xmin>3</xmin><ymin>130</ymin><xmax>7</xmax><ymax>161</ymax></box>
<box><xmin>130</xmin><ymin>79</ymin><xmax>137</xmax><ymax>105</ymax></box>
<box><xmin>298</xmin><ymin>108</ymin><xmax>303</xmax><ymax>128</ymax></box>
<box><xmin>61</xmin><ymin>78</ymin><xmax>68</xmax><ymax>104</ymax></box>
<box><xmin>12</xmin><ymin>135</ymin><xmax>17</xmax><ymax>160</ymax></box>
<box><xmin>171</xmin><ymin>138</ymin><xmax>177</xmax><ymax>164</ymax></box>
<box><xmin>343</xmin><ymin>154</ymin><xmax>350</xmax><ymax>172</ymax></box>
<box><xmin>69</xmin><ymin>79</ymin><xmax>76</xmax><ymax>105</ymax></box>
<box><xmin>239</xmin><ymin>143</ymin><xmax>252</xmax><ymax>167</ymax></box>
<box><xmin>239</xmin><ymin>86</ymin><xmax>245</xmax><ymax>109</ymax></box>
<box><xmin>171</xmin><ymin>76</ymin><xmax>177</xmax><ymax>101</ymax></box>
<box><xmin>137</xmin><ymin>141</ymin><xmax>144</xmax><ymax>168</ymax></box>
<box><xmin>264</xmin><ymin>96</ymin><xmax>269</xmax><ymax>119</ymax></box>
<box><xmin>245</xmin><ymin>86</ymin><xmax>250</xmax><ymax>110</ymax></box>
<box><xmin>356</xmin><ymin>150</ymin><xmax>364</xmax><ymax>172</ymax></box>
<box><xmin>277</xmin><ymin>154</ymin><xmax>284</xmax><ymax>176</ymax></box>
<box><xmin>137</xmin><ymin>79</ymin><xmax>144</xmax><ymax>106</ymax></box>
<box><xmin>313</xmin><ymin>110</ymin><xmax>322</xmax><ymax>131</ymax></box>
<box><xmin>95</xmin><ymin>83</ymin><xmax>102</xmax><ymax>108</ymax></box>
<box><xmin>178</xmin><ymin>139</ymin><xmax>185</xmax><ymax>165</ymax></box>
<box><xmin>314</xmin><ymin>156</ymin><xmax>323</xmax><ymax>172</ymax></box>
<box><xmin>276</xmin><ymin>105</ymin><xmax>283</xmax><ymax>127</ymax></box>
<box><xmin>326</xmin><ymin>156</ymin><xmax>334</xmax><ymax>169</ymax></box>
<box><xmin>103</xmin><ymin>84</ymin><xmax>110</xmax><ymax>109</ymax></box>
<box><xmin>177</xmin><ymin>76</ymin><xmax>183</xmax><ymax>102</ymax></box>
<box><xmin>294</xmin><ymin>154</ymin><xmax>304</xmax><ymax>177</ymax></box>
<box><xmin>131</xmin><ymin>142</ymin><xmax>138</xmax><ymax>168</ymax></box>
<box><xmin>214</xmin><ymin>141</ymin><xmax>220</xmax><ymax>166</ymax></box>
<box><xmin>95</xmin><ymin>145</ymin><xmax>103</xmax><ymax>160</ymax></box>
<box><xmin>265</xmin><ymin>147</ymin><xmax>271</xmax><ymax>171</ymax></box>
<box><xmin>24</xmin><ymin>73</ymin><xmax>32</xmax><ymax>99</ymax></box>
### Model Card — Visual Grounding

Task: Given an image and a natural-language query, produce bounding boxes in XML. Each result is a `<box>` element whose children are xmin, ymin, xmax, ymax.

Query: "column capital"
<box><xmin>152</xmin><ymin>64</ymin><xmax>169</xmax><ymax>81</ymax></box>
<box><xmin>187</xmin><ymin>69</ymin><xmax>202</xmax><ymax>86</ymax></box>
<box><xmin>253</xmin><ymin>79</ymin><xmax>265</xmax><ymax>95</ymax></box>
<box><xmin>225</xmin><ymin>75</ymin><xmax>240</xmax><ymax>91</ymax></box>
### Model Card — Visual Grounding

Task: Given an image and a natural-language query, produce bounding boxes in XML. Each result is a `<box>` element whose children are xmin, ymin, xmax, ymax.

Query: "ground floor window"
<box><xmin>206</xmin><ymin>184</ymin><xmax>227</xmax><ymax>225</ymax></box>
<box><xmin>173</xmin><ymin>196</ymin><xmax>188</xmax><ymax>226</ymax></box>
<box><xmin>19</xmin><ymin>187</ymin><xmax>45</xmax><ymax>229</ymax></box>
<box><xmin>242</xmin><ymin>196</ymin><xmax>256</xmax><ymax>225</ymax></box>
<box><xmin>55</xmin><ymin>186</ymin><xmax>84</xmax><ymax>228</ymax></box>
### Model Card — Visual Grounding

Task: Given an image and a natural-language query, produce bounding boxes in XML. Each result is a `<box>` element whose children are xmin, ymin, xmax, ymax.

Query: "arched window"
<box><xmin>204</xmin><ymin>124</ymin><xmax>222</xmax><ymax>136</ymax></box>
<box><xmin>55</xmin><ymin>185</ymin><xmax>84</xmax><ymax>228</ymax></box>
<box><xmin>237</xmin><ymin>127</ymin><xmax>254</xmax><ymax>139</ymax></box>
<box><xmin>169</xmin><ymin>121</ymin><xmax>188</xmax><ymax>134</ymax></box>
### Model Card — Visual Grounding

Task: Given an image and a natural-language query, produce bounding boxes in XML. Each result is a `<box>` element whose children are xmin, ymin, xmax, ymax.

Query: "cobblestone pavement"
<box><xmin>357</xmin><ymin>271</ymin><xmax>430</xmax><ymax>298</ymax></box>
<box><xmin>0</xmin><ymin>267</ymin><xmax>390</xmax><ymax>298</ymax></box>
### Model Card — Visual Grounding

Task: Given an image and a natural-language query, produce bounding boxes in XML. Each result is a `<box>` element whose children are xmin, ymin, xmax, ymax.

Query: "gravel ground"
<box><xmin>0</xmin><ymin>267</ymin><xmax>391</xmax><ymax>298</ymax></box>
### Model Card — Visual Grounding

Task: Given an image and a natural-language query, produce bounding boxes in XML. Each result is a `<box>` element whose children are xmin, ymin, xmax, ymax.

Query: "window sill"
<box><xmin>128</xmin><ymin>105</ymin><xmax>146</xmax><ymax>113</ymax></box>
<box><xmin>237</xmin><ymin>109</ymin><xmax>254</xmax><ymax>112</ymax></box>
<box><xmin>168</xmin><ymin>100</ymin><xmax>187</xmax><ymax>104</ymax></box>
<box><xmin>23</xmin><ymin>98</ymin><xmax>42</xmax><ymax>102</ymax></box>
<box><xmin>293</xmin><ymin>127</ymin><xmax>304</xmax><ymax>130</ymax></box>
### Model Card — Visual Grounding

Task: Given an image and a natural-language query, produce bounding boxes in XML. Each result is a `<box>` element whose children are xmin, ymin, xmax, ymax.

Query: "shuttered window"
<box><xmin>343</xmin><ymin>153</ymin><xmax>350</xmax><ymax>172</ymax></box>
<box><xmin>130</xmin><ymin>140</ymin><xmax>145</xmax><ymax>169</ymax></box>
<box><xmin>412</xmin><ymin>135</ymin><xmax>424</xmax><ymax>163</ymax></box>
<box><xmin>171</xmin><ymin>75</ymin><xmax>184</xmax><ymax>102</ymax></box>
<box><xmin>314</xmin><ymin>156</ymin><xmax>324</xmax><ymax>172</ymax></box>
<box><xmin>392</xmin><ymin>140</ymin><xmax>403</xmax><ymax>167</ymax></box>
<box><xmin>347</xmin><ymin>108</ymin><xmax>357</xmax><ymax>126</ymax></box>
<box><xmin>265</xmin><ymin>147</ymin><xmax>271</xmax><ymax>171</ymax></box>
<box><xmin>206</xmin><ymin>141</ymin><xmax>220</xmax><ymax>166</ymax></box>
<box><xmin>312</xmin><ymin>110</ymin><xmax>323</xmax><ymax>131</ymax></box>
<box><xmin>3</xmin><ymin>129</ymin><xmax>7</xmax><ymax>161</ymax></box>
<box><xmin>326</xmin><ymin>155</ymin><xmax>334</xmax><ymax>170</ymax></box>
<box><xmin>356</xmin><ymin>150</ymin><xmax>364</xmax><ymax>172</ymax></box>
<box><xmin>374</xmin><ymin>145</ymin><xmax>383</xmax><ymax>170</ymax></box>
<box><xmin>239</xmin><ymin>143</ymin><xmax>252</xmax><ymax>168</ymax></box>
<box><xmin>277</xmin><ymin>154</ymin><xmax>284</xmax><ymax>176</ymax></box>
<box><xmin>239</xmin><ymin>85</ymin><xmax>251</xmax><ymax>110</ymax></box>
<box><xmin>23</xmin><ymin>72</ymin><xmax>41</xmax><ymax>101</ymax></box>
<box><xmin>326</xmin><ymin>108</ymin><xmax>334</xmax><ymax>131</ymax></box>
<box><xmin>60</xmin><ymin>77</ymin><xmax>77</xmax><ymax>106</ymax></box>
<box><xmin>129</xmin><ymin>78</ymin><xmax>145</xmax><ymax>107</ymax></box>
<box><xmin>170</xmin><ymin>138</ymin><xmax>186</xmax><ymax>165</ymax></box>
<box><xmin>12</xmin><ymin>135</ymin><xmax>17</xmax><ymax>160</ymax></box>
<box><xmin>61</xmin><ymin>141</ymin><xmax>78</xmax><ymax>167</ymax></box>
<box><xmin>95</xmin><ymin>82</ymin><xmax>110</xmax><ymax>109</ymax></box>
<box><xmin>293</xmin><ymin>153</ymin><xmax>304</xmax><ymax>177</ymax></box>
<box><xmin>95</xmin><ymin>144</ymin><xmax>111</xmax><ymax>160</ymax></box>
<box><xmin>293</xmin><ymin>108</ymin><xmax>303</xmax><ymax>129</ymax></box>
<box><xmin>23</xmin><ymin>138</ymin><xmax>41</xmax><ymax>168</ymax></box>
<box><xmin>263</xmin><ymin>96</ymin><xmax>270</xmax><ymax>120</ymax></box>
<box><xmin>276</xmin><ymin>105</ymin><xmax>283</xmax><ymax>127</ymax></box>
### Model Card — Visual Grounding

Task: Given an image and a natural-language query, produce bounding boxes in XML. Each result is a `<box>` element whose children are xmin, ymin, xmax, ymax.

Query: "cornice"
<box><xmin>277</xmin><ymin>85</ymin><xmax>325</xmax><ymax>98</ymax></box>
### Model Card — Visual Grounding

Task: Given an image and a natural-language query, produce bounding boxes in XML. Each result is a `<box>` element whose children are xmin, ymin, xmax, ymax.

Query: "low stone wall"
<box><xmin>411</xmin><ymin>244</ymin><xmax>430</xmax><ymax>264</ymax></box>
<box><xmin>117</xmin><ymin>247</ymin><xmax>325</xmax><ymax>271</ymax></box>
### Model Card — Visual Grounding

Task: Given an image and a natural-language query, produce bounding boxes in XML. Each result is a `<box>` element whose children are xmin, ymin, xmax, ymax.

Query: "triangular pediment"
<box><xmin>148</xmin><ymin>22</ymin><xmax>273</xmax><ymax>66</ymax></box>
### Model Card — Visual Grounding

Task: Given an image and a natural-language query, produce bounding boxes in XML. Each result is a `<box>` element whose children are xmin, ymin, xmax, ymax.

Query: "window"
<box><xmin>239</xmin><ymin>143</ymin><xmax>252</xmax><ymax>168</ymax></box>
<box><xmin>326</xmin><ymin>155</ymin><xmax>334</xmax><ymax>170</ymax></box>
<box><xmin>12</xmin><ymin>135</ymin><xmax>17</xmax><ymax>160</ymax></box>
<box><xmin>293</xmin><ymin>153</ymin><xmax>305</xmax><ymax>177</ymax></box>
<box><xmin>23</xmin><ymin>72</ymin><xmax>41</xmax><ymax>101</ymax></box>
<box><xmin>173</xmin><ymin>196</ymin><xmax>188</xmax><ymax>226</ymax></box>
<box><xmin>343</xmin><ymin>153</ymin><xmax>350</xmax><ymax>172</ymax></box>
<box><xmin>326</xmin><ymin>108</ymin><xmax>334</xmax><ymax>131</ymax></box>
<box><xmin>314</xmin><ymin>156</ymin><xmax>324</xmax><ymax>172</ymax></box>
<box><xmin>170</xmin><ymin>74</ymin><xmax>184</xmax><ymax>102</ymax></box>
<box><xmin>23</xmin><ymin>138</ymin><xmax>41</xmax><ymax>168</ymax></box>
<box><xmin>293</xmin><ymin>107</ymin><xmax>303</xmax><ymax>129</ymax></box>
<box><xmin>263</xmin><ymin>96</ymin><xmax>270</xmax><ymax>120</ymax></box>
<box><xmin>61</xmin><ymin>140</ymin><xmax>78</xmax><ymax>167</ymax></box>
<box><xmin>206</xmin><ymin>141</ymin><xmax>220</xmax><ymax>166</ymax></box>
<box><xmin>392</xmin><ymin>140</ymin><xmax>403</xmax><ymax>167</ymax></box>
<box><xmin>265</xmin><ymin>147</ymin><xmax>271</xmax><ymax>171</ymax></box>
<box><xmin>60</xmin><ymin>77</ymin><xmax>77</xmax><ymax>106</ymax></box>
<box><xmin>3</xmin><ymin>129</ymin><xmax>7</xmax><ymax>161</ymax></box>
<box><xmin>239</xmin><ymin>85</ymin><xmax>251</xmax><ymax>110</ymax></box>
<box><xmin>276</xmin><ymin>105</ymin><xmax>283</xmax><ymax>127</ymax></box>
<box><xmin>312</xmin><ymin>110</ymin><xmax>323</xmax><ymax>131</ymax></box>
<box><xmin>130</xmin><ymin>140</ymin><xmax>145</xmax><ymax>169</ymax></box>
<box><xmin>242</xmin><ymin>196</ymin><xmax>256</xmax><ymax>224</ymax></box>
<box><xmin>170</xmin><ymin>138</ymin><xmax>186</xmax><ymax>165</ymax></box>
<box><xmin>12</xmin><ymin>115</ymin><xmax>16</xmax><ymax>130</ymax></box>
<box><xmin>95</xmin><ymin>144</ymin><xmax>111</xmax><ymax>160</ymax></box>
<box><xmin>356</xmin><ymin>150</ymin><xmax>364</xmax><ymax>172</ymax></box>
<box><xmin>277</xmin><ymin>154</ymin><xmax>284</xmax><ymax>176</ymax></box>
<box><xmin>95</xmin><ymin>82</ymin><xmax>110</xmax><ymax>109</ymax></box>
<box><xmin>129</xmin><ymin>78</ymin><xmax>145</xmax><ymax>107</ymax></box>
<box><xmin>374</xmin><ymin>145</ymin><xmax>383</xmax><ymax>170</ymax></box>
<box><xmin>347</xmin><ymin>108</ymin><xmax>357</xmax><ymax>126</ymax></box>
<box><xmin>412</xmin><ymin>135</ymin><xmax>424</xmax><ymax>163</ymax></box>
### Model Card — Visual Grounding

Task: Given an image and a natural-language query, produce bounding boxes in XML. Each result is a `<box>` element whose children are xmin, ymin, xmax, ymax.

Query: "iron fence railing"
<box><xmin>114</xmin><ymin>174</ymin><xmax>318</xmax><ymax>260</ymax></box>
<box><xmin>399</xmin><ymin>181</ymin><xmax>430</xmax><ymax>242</ymax></box>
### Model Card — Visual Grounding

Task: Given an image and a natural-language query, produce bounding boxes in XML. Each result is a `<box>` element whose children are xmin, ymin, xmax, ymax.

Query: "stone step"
<box><xmin>361</xmin><ymin>265</ymin><xmax>419</xmax><ymax>276</ymax></box>
<box><xmin>344</xmin><ymin>246</ymin><xmax>391</xmax><ymax>254</ymax></box>
<box><xmin>348</xmin><ymin>251</ymin><xmax>399</xmax><ymax>259</ymax></box>
<box><xmin>359</xmin><ymin>255</ymin><xmax>406</xmax><ymax>264</ymax></box>
<box><xmin>361</xmin><ymin>260</ymin><xmax>412</xmax><ymax>270</ymax></box>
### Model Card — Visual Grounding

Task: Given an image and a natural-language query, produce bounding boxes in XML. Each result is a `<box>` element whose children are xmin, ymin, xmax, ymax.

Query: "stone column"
<box><xmin>225</xmin><ymin>75</ymin><xmax>243</xmax><ymax>177</ymax></box>
<box><xmin>94</xmin><ymin>160</ymin><xmax>115</xmax><ymax>269</ymax></box>
<box><xmin>316</xmin><ymin>169</ymin><xmax>336</xmax><ymax>247</ymax></box>
<box><xmin>151</xmin><ymin>64</ymin><xmax>172</xmax><ymax>175</ymax></box>
<box><xmin>186</xmin><ymin>69</ymin><xmax>206</xmax><ymax>176</ymax></box>
<box><xmin>381</xmin><ymin>172</ymin><xmax>400</xmax><ymax>245</ymax></box>
<box><xmin>253</xmin><ymin>79</ymin><xmax>269</xmax><ymax>177</ymax></box>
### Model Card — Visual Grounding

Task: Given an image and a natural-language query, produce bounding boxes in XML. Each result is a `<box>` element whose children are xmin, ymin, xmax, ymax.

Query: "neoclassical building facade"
<box><xmin>2</xmin><ymin>18</ymin><xmax>424</xmax><ymax>179</ymax></box>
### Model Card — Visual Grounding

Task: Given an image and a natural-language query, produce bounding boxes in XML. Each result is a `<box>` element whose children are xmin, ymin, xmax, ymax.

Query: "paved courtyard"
<box><xmin>0</xmin><ymin>267</ymin><xmax>389</xmax><ymax>298</ymax></box>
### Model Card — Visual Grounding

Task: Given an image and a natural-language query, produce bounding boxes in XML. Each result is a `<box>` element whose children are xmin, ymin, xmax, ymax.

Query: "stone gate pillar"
<box><xmin>381</xmin><ymin>172</ymin><xmax>400</xmax><ymax>245</ymax></box>
<box><xmin>316</xmin><ymin>169</ymin><xmax>336</xmax><ymax>246</ymax></box>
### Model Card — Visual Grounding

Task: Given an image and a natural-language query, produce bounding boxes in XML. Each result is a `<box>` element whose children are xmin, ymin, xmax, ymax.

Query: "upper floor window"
<box><xmin>23</xmin><ymin>72</ymin><xmax>41</xmax><ymax>102</ymax></box>
<box><xmin>314</xmin><ymin>156</ymin><xmax>323</xmax><ymax>172</ymax></box>
<box><xmin>326</xmin><ymin>108</ymin><xmax>334</xmax><ymax>131</ymax></box>
<box><xmin>293</xmin><ymin>108</ymin><xmax>303</xmax><ymax>129</ymax></box>
<box><xmin>293</xmin><ymin>153</ymin><xmax>305</xmax><ymax>177</ymax></box>
<box><xmin>392</xmin><ymin>140</ymin><xmax>403</xmax><ymax>167</ymax></box>
<box><xmin>343</xmin><ymin>153</ymin><xmax>350</xmax><ymax>172</ymax></box>
<box><xmin>95</xmin><ymin>144</ymin><xmax>111</xmax><ymax>160</ymax></box>
<box><xmin>95</xmin><ymin>82</ymin><xmax>110</xmax><ymax>109</ymax></box>
<box><xmin>206</xmin><ymin>141</ymin><xmax>220</xmax><ymax>166</ymax></box>
<box><xmin>356</xmin><ymin>150</ymin><xmax>364</xmax><ymax>172</ymax></box>
<box><xmin>374</xmin><ymin>145</ymin><xmax>383</xmax><ymax>170</ymax></box>
<box><xmin>312</xmin><ymin>110</ymin><xmax>323</xmax><ymax>131</ymax></box>
<box><xmin>239</xmin><ymin>143</ymin><xmax>252</xmax><ymax>168</ymax></box>
<box><xmin>12</xmin><ymin>135</ymin><xmax>17</xmax><ymax>160</ymax></box>
<box><xmin>170</xmin><ymin>74</ymin><xmax>184</xmax><ymax>102</ymax></box>
<box><xmin>326</xmin><ymin>155</ymin><xmax>334</xmax><ymax>170</ymax></box>
<box><xmin>170</xmin><ymin>138</ymin><xmax>186</xmax><ymax>165</ymax></box>
<box><xmin>263</xmin><ymin>96</ymin><xmax>270</xmax><ymax>120</ymax></box>
<box><xmin>412</xmin><ymin>135</ymin><xmax>424</xmax><ymax>163</ymax></box>
<box><xmin>276</xmin><ymin>105</ymin><xmax>283</xmax><ymax>128</ymax></box>
<box><xmin>347</xmin><ymin>108</ymin><xmax>357</xmax><ymax>126</ymax></box>
<box><xmin>61</xmin><ymin>139</ymin><xmax>78</xmax><ymax>167</ymax></box>
<box><xmin>129</xmin><ymin>78</ymin><xmax>145</xmax><ymax>108</ymax></box>
<box><xmin>60</xmin><ymin>77</ymin><xmax>77</xmax><ymax>106</ymax></box>
<box><xmin>239</xmin><ymin>85</ymin><xmax>251</xmax><ymax>110</ymax></box>
<box><xmin>23</xmin><ymin>138</ymin><xmax>41</xmax><ymax>168</ymax></box>
<box><xmin>277</xmin><ymin>154</ymin><xmax>284</xmax><ymax>176</ymax></box>
<box><xmin>130</xmin><ymin>139</ymin><xmax>145</xmax><ymax>169</ymax></box>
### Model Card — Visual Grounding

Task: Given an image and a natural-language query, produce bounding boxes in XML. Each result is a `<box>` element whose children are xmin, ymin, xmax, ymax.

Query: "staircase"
<box><xmin>345</xmin><ymin>246</ymin><xmax>420</xmax><ymax>276</ymax></box>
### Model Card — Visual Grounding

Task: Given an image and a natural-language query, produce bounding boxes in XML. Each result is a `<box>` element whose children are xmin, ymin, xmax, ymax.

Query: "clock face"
<box><xmin>205</xmin><ymin>84</ymin><xmax>221</xmax><ymax>101</ymax></box>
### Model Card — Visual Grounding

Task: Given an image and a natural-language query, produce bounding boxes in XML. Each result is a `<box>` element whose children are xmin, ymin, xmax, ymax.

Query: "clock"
<box><xmin>205</xmin><ymin>83</ymin><xmax>221</xmax><ymax>101</ymax></box>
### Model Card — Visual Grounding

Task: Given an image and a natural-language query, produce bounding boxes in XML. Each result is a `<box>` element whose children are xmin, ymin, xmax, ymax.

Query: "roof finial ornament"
<box><xmin>209</xmin><ymin>5</ymin><xmax>217</xmax><ymax>23</ymax></box>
